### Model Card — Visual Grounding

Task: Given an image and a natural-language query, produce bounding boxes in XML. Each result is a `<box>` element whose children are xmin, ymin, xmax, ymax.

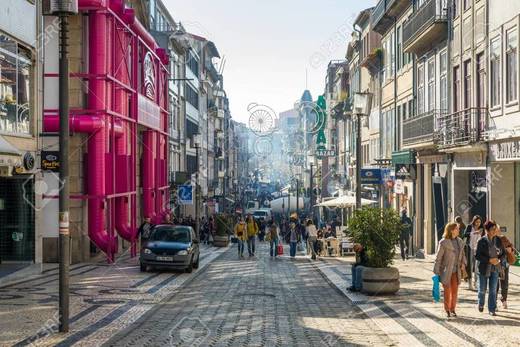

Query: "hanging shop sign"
<box><xmin>143</xmin><ymin>51</ymin><xmax>156</xmax><ymax>99</ymax></box>
<box><xmin>41</xmin><ymin>151</ymin><xmax>60</xmax><ymax>172</ymax></box>
<box><xmin>138</xmin><ymin>93</ymin><xmax>161</xmax><ymax>130</ymax></box>
<box><xmin>394</xmin><ymin>179</ymin><xmax>404</xmax><ymax>194</ymax></box>
<box><xmin>489</xmin><ymin>140</ymin><xmax>520</xmax><ymax>162</ymax></box>
<box><xmin>177</xmin><ymin>185</ymin><xmax>193</xmax><ymax>205</ymax></box>
<box><xmin>315</xmin><ymin>148</ymin><xmax>336</xmax><ymax>159</ymax></box>
<box><xmin>361</xmin><ymin>168</ymin><xmax>383</xmax><ymax>184</ymax></box>
<box><xmin>395</xmin><ymin>164</ymin><xmax>416</xmax><ymax>180</ymax></box>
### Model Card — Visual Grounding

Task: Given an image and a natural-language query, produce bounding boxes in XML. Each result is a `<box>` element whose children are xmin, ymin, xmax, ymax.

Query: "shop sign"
<box><xmin>315</xmin><ymin>148</ymin><xmax>335</xmax><ymax>158</ymax></box>
<box><xmin>143</xmin><ymin>52</ymin><xmax>156</xmax><ymax>99</ymax></box>
<box><xmin>395</xmin><ymin>164</ymin><xmax>416</xmax><ymax>180</ymax></box>
<box><xmin>361</xmin><ymin>168</ymin><xmax>383</xmax><ymax>184</ymax></box>
<box><xmin>394</xmin><ymin>179</ymin><xmax>404</xmax><ymax>194</ymax></box>
<box><xmin>489</xmin><ymin>140</ymin><xmax>520</xmax><ymax>161</ymax></box>
<box><xmin>138</xmin><ymin>93</ymin><xmax>161</xmax><ymax>130</ymax></box>
<box><xmin>41</xmin><ymin>151</ymin><xmax>60</xmax><ymax>172</ymax></box>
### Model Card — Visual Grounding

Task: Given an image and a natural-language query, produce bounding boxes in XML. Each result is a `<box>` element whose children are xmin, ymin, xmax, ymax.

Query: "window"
<box><xmin>0</xmin><ymin>35</ymin><xmax>32</xmax><ymax>134</ymax></box>
<box><xmin>476</xmin><ymin>53</ymin><xmax>486</xmax><ymax>108</ymax></box>
<box><xmin>506</xmin><ymin>28</ymin><xmax>518</xmax><ymax>103</ymax></box>
<box><xmin>186</xmin><ymin>85</ymin><xmax>199</xmax><ymax>109</ymax></box>
<box><xmin>186</xmin><ymin>52</ymin><xmax>199</xmax><ymax>77</ymax></box>
<box><xmin>490</xmin><ymin>37</ymin><xmax>501</xmax><ymax>107</ymax></box>
<box><xmin>463</xmin><ymin>0</ymin><xmax>470</xmax><ymax>11</ymax></box>
<box><xmin>408</xmin><ymin>100</ymin><xmax>414</xmax><ymax>119</ymax></box>
<box><xmin>463</xmin><ymin>59</ymin><xmax>471</xmax><ymax>109</ymax></box>
<box><xmin>453</xmin><ymin>0</ymin><xmax>458</xmax><ymax>17</ymax></box>
<box><xmin>417</xmin><ymin>64</ymin><xmax>425</xmax><ymax>115</ymax></box>
<box><xmin>396</xmin><ymin>26</ymin><xmax>402</xmax><ymax>71</ymax></box>
<box><xmin>440</xmin><ymin>51</ymin><xmax>448</xmax><ymax>111</ymax></box>
<box><xmin>427</xmin><ymin>58</ymin><xmax>435</xmax><ymax>112</ymax></box>
<box><xmin>453</xmin><ymin>65</ymin><xmax>460</xmax><ymax>112</ymax></box>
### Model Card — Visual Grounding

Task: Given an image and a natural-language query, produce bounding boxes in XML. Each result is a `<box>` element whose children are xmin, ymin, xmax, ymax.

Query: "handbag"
<box><xmin>277</xmin><ymin>244</ymin><xmax>284</xmax><ymax>255</ymax></box>
<box><xmin>460</xmin><ymin>264</ymin><xmax>469</xmax><ymax>281</ymax></box>
<box><xmin>505</xmin><ymin>247</ymin><xmax>517</xmax><ymax>265</ymax></box>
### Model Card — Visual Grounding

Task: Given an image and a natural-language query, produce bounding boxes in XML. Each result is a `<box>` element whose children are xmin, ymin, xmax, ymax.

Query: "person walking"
<box><xmin>496</xmin><ymin>226</ymin><xmax>516</xmax><ymax>310</ymax></box>
<box><xmin>476</xmin><ymin>220</ymin><xmax>506</xmax><ymax>316</ymax></box>
<box><xmin>267</xmin><ymin>221</ymin><xmax>280</xmax><ymax>257</ymax></box>
<box><xmin>463</xmin><ymin>215</ymin><xmax>483</xmax><ymax>290</ymax></box>
<box><xmin>289</xmin><ymin>222</ymin><xmax>298</xmax><ymax>258</ymax></box>
<box><xmin>234</xmin><ymin>217</ymin><xmax>247</xmax><ymax>259</ymax></box>
<box><xmin>306</xmin><ymin>219</ymin><xmax>318</xmax><ymax>260</ymax></box>
<box><xmin>400</xmin><ymin>209</ymin><xmax>412</xmax><ymax>260</ymax></box>
<box><xmin>246</xmin><ymin>215</ymin><xmax>259</xmax><ymax>257</ymax></box>
<box><xmin>433</xmin><ymin>222</ymin><xmax>466</xmax><ymax>318</ymax></box>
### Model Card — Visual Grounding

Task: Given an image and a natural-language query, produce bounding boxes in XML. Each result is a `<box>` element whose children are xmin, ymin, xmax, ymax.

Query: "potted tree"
<box><xmin>347</xmin><ymin>207</ymin><xmax>402</xmax><ymax>295</ymax></box>
<box><xmin>213</xmin><ymin>213</ymin><xmax>232</xmax><ymax>247</ymax></box>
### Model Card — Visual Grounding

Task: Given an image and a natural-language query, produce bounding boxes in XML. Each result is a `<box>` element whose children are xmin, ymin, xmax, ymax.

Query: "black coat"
<box><xmin>475</xmin><ymin>236</ymin><xmax>506</xmax><ymax>275</ymax></box>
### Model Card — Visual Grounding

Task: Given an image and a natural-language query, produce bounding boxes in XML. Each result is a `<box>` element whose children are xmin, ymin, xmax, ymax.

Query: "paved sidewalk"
<box><xmin>314</xmin><ymin>254</ymin><xmax>520</xmax><ymax>347</ymax></box>
<box><xmin>0</xmin><ymin>244</ymin><xmax>227</xmax><ymax>347</ymax></box>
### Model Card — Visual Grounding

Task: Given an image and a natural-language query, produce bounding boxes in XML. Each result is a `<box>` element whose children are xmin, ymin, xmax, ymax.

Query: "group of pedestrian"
<box><xmin>233</xmin><ymin>215</ymin><xmax>259</xmax><ymax>259</ymax></box>
<box><xmin>434</xmin><ymin>217</ymin><xmax>517</xmax><ymax>317</ymax></box>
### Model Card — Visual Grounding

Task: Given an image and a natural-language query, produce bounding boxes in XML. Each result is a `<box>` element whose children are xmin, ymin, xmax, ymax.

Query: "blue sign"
<box><xmin>178</xmin><ymin>185</ymin><xmax>194</xmax><ymax>205</ymax></box>
<box><xmin>361</xmin><ymin>168</ymin><xmax>383</xmax><ymax>184</ymax></box>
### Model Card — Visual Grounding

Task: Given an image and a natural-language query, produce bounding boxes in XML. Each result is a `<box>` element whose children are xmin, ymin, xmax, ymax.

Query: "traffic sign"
<box><xmin>178</xmin><ymin>185</ymin><xmax>194</xmax><ymax>205</ymax></box>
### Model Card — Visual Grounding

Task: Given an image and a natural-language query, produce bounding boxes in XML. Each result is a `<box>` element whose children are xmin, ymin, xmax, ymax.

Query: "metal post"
<box><xmin>309</xmin><ymin>164</ymin><xmax>314</xmax><ymax>216</ymax></box>
<box><xmin>195</xmin><ymin>145</ymin><xmax>200</xmax><ymax>238</ymax></box>
<box><xmin>296</xmin><ymin>178</ymin><xmax>300</xmax><ymax>217</ymax></box>
<box><xmin>355</xmin><ymin>113</ymin><xmax>362</xmax><ymax>210</ymax></box>
<box><xmin>58</xmin><ymin>14</ymin><xmax>70</xmax><ymax>333</ymax></box>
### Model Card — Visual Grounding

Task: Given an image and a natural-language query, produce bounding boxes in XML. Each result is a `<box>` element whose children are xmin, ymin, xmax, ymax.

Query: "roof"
<box><xmin>187</xmin><ymin>33</ymin><xmax>221</xmax><ymax>58</ymax></box>
<box><xmin>353</xmin><ymin>7</ymin><xmax>374</xmax><ymax>29</ymax></box>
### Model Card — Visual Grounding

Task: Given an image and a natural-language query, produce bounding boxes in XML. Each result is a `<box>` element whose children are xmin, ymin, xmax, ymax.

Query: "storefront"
<box><xmin>488</xmin><ymin>139</ymin><xmax>520</xmax><ymax>248</ymax></box>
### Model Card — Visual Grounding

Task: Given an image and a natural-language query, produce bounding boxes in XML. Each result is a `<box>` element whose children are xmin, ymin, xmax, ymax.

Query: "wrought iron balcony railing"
<box><xmin>434</xmin><ymin>108</ymin><xmax>488</xmax><ymax>148</ymax></box>
<box><xmin>403</xmin><ymin>109</ymin><xmax>446</xmax><ymax>147</ymax></box>
<box><xmin>403</xmin><ymin>0</ymin><xmax>448</xmax><ymax>54</ymax></box>
<box><xmin>372</xmin><ymin>0</ymin><xmax>410</xmax><ymax>35</ymax></box>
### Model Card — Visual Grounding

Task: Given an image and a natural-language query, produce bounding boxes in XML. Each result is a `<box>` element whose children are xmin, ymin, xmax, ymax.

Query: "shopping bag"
<box><xmin>277</xmin><ymin>244</ymin><xmax>284</xmax><ymax>255</ymax></box>
<box><xmin>432</xmin><ymin>275</ymin><xmax>440</xmax><ymax>303</ymax></box>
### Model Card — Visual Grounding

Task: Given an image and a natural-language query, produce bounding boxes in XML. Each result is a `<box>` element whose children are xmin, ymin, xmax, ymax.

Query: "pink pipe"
<box><xmin>143</xmin><ymin>131</ymin><xmax>156</xmax><ymax>220</ymax></box>
<box><xmin>88</xmin><ymin>11</ymin><xmax>117</xmax><ymax>258</ymax></box>
<box><xmin>43</xmin><ymin>115</ymin><xmax>104</xmax><ymax>133</ymax></box>
<box><xmin>121</xmin><ymin>8</ymin><xmax>157</xmax><ymax>51</ymax></box>
<box><xmin>79</xmin><ymin>0</ymin><xmax>107</xmax><ymax>8</ymax></box>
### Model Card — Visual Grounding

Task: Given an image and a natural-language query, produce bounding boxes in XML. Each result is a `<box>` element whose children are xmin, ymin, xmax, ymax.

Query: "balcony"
<box><xmin>360</xmin><ymin>32</ymin><xmax>382</xmax><ymax>74</ymax></box>
<box><xmin>403</xmin><ymin>0</ymin><xmax>448</xmax><ymax>55</ymax></box>
<box><xmin>403</xmin><ymin>110</ymin><xmax>446</xmax><ymax>147</ymax></box>
<box><xmin>372</xmin><ymin>0</ymin><xmax>412</xmax><ymax>35</ymax></box>
<box><xmin>434</xmin><ymin>108</ymin><xmax>488</xmax><ymax>149</ymax></box>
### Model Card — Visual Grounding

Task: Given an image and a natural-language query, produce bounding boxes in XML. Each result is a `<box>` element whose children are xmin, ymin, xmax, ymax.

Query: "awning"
<box><xmin>314</xmin><ymin>195</ymin><xmax>376</xmax><ymax>208</ymax></box>
<box><xmin>392</xmin><ymin>150</ymin><xmax>416</xmax><ymax>165</ymax></box>
<box><xmin>0</xmin><ymin>136</ymin><xmax>21</xmax><ymax>167</ymax></box>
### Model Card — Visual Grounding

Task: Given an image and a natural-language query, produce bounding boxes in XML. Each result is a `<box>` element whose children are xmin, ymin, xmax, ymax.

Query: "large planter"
<box><xmin>362</xmin><ymin>266</ymin><xmax>400</xmax><ymax>295</ymax></box>
<box><xmin>213</xmin><ymin>235</ymin><xmax>229</xmax><ymax>247</ymax></box>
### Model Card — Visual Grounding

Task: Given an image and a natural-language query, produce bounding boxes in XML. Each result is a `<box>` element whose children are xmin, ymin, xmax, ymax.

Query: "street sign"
<box><xmin>361</xmin><ymin>168</ymin><xmax>383</xmax><ymax>184</ymax></box>
<box><xmin>178</xmin><ymin>185</ymin><xmax>194</xmax><ymax>205</ymax></box>
<box><xmin>315</xmin><ymin>149</ymin><xmax>336</xmax><ymax>158</ymax></box>
<box><xmin>395</xmin><ymin>164</ymin><xmax>416</xmax><ymax>180</ymax></box>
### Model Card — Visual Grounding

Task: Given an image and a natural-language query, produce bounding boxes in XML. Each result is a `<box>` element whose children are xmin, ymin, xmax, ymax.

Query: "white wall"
<box><xmin>0</xmin><ymin>0</ymin><xmax>36</xmax><ymax>47</ymax></box>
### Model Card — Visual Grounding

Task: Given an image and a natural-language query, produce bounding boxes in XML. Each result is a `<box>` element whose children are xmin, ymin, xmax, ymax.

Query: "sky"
<box><xmin>164</xmin><ymin>0</ymin><xmax>377</xmax><ymax>124</ymax></box>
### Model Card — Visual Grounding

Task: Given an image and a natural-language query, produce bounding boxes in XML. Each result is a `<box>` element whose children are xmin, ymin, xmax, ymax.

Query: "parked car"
<box><xmin>253</xmin><ymin>208</ymin><xmax>272</xmax><ymax>222</ymax></box>
<box><xmin>140</xmin><ymin>225</ymin><xmax>200</xmax><ymax>273</ymax></box>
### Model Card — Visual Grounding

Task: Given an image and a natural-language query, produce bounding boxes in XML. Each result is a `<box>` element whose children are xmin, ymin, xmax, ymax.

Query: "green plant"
<box><xmin>347</xmin><ymin>207</ymin><xmax>402</xmax><ymax>268</ymax></box>
<box><xmin>215</xmin><ymin>213</ymin><xmax>233</xmax><ymax>236</ymax></box>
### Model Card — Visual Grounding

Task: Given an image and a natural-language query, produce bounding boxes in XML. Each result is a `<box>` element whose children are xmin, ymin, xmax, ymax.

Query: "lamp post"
<box><xmin>192</xmin><ymin>134</ymin><xmax>201</xmax><ymax>238</ymax></box>
<box><xmin>353</xmin><ymin>92</ymin><xmax>373</xmax><ymax>210</ymax></box>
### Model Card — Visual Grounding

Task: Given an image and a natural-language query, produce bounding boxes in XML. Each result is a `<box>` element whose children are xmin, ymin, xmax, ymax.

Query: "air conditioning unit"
<box><xmin>43</xmin><ymin>0</ymin><xmax>79</xmax><ymax>15</ymax></box>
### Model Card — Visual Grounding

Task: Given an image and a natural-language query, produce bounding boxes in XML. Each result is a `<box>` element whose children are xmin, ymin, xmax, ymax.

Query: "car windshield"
<box><xmin>149</xmin><ymin>226</ymin><xmax>191</xmax><ymax>243</ymax></box>
<box><xmin>254</xmin><ymin>211</ymin><xmax>267</xmax><ymax>216</ymax></box>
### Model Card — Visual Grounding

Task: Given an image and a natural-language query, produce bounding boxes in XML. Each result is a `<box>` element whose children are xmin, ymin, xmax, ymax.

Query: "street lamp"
<box><xmin>353</xmin><ymin>92</ymin><xmax>373</xmax><ymax>210</ymax></box>
<box><xmin>192</xmin><ymin>133</ymin><xmax>201</xmax><ymax>238</ymax></box>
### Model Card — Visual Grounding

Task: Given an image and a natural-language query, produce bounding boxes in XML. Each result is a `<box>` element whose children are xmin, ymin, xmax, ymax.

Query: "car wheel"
<box><xmin>185</xmin><ymin>257</ymin><xmax>193</xmax><ymax>273</ymax></box>
<box><xmin>193</xmin><ymin>254</ymin><xmax>200</xmax><ymax>269</ymax></box>
<box><xmin>140</xmin><ymin>263</ymin><xmax>147</xmax><ymax>272</ymax></box>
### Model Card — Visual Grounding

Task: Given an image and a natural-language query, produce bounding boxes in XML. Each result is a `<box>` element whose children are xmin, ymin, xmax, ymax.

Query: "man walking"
<box><xmin>138</xmin><ymin>217</ymin><xmax>153</xmax><ymax>242</ymax></box>
<box><xmin>246</xmin><ymin>215</ymin><xmax>259</xmax><ymax>257</ymax></box>
<box><xmin>400</xmin><ymin>209</ymin><xmax>412</xmax><ymax>260</ymax></box>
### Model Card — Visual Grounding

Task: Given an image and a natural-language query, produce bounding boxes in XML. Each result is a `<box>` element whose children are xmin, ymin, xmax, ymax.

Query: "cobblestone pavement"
<box><xmin>103</xmin><ymin>243</ymin><xmax>391</xmax><ymax>347</ymax></box>
<box><xmin>0</xmin><ymin>244</ymin><xmax>227</xmax><ymax>347</ymax></box>
<box><xmin>316</xmin><ymin>255</ymin><xmax>520</xmax><ymax>347</ymax></box>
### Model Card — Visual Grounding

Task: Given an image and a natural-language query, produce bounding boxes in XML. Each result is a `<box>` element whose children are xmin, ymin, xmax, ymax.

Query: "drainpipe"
<box><xmin>143</xmin><ymin>130</ymin><xmax>157</xmax><ymax>221</ymax></box>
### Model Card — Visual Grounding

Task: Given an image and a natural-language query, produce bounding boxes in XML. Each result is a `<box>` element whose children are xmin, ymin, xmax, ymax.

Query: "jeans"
<box><xmin>270</xmin><ymin>239</ymin><xmax>279</xmax><ymax>257</ymax></box>
<box><xmin>290</xmin><ymin>241</ymin><xmax>297</xmax><ymax>257</ymax></box>
<box><xmin>237</xmin><ymin>240</ymin><xmax>245</xmax><ymax>256</ymax></box>
<box><xmin>478</xmin><ymin>271</ymin><xmax>499</xmax><ymax>313</ymax></box>
<box><xmin>497</xmin><ymin>266</ymin><xmax>509</xmax><ymax>302</ymax></box>
<box><xmin>247</xmin><ymin>236</ymin><xmax>256</xmax><ymax>256</ymax></box>
<box><xmin>307</xmin><ymin>236</ymin><xmax>317</xmax><ymax>259</ymax></box>
<box><xmin>351</xmin><ymin>264</ymin><xmax>364</xmax><ymax>291</ymax></box>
